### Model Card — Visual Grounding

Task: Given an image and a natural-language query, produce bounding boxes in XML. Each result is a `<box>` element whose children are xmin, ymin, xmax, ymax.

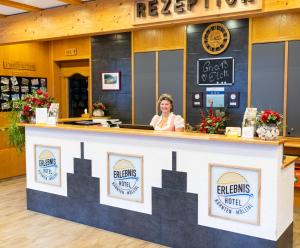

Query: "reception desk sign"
<box><xmin>34</xmin><ymin>145</ymin><xmax>61</xmax><ymax>186</ymax></box>
<box><xmin>107</xmin><ymin>153</ymin><xmax>144</xmax><ymax>202</ymax></box>
<box><xmin>209</xmin><ymin>164</ymin><xmax>261</xmax><ymax>225</ymax></box>
<box><xmin>133</xmin><ymin>0</ymin><xmax>262</xmax><ymax>25</ymax></box>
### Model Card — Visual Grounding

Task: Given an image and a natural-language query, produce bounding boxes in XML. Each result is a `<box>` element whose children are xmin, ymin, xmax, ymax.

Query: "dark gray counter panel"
<box><xmin>158</xmin><ymin>50</ymin><xmax>184</xmax><ymax>116</ymax></box>
<box><xmin>251</xmin><ymin>42</ymin><xmax>284</xmax><ymax>113</ymax></box>
<box><xmin>287</xmin><ymin>41</ymin><xmax>300</xmax><ymax>137</ymax></box>
<box><xmin>134</xmin><ymin>52</ymin><xmax>156</xmax><ymax>125</ymax></box>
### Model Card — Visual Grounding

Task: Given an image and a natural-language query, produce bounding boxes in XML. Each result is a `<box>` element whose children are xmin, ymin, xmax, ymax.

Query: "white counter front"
<box><xmin>24</xmin><ymin>124</ymin><xmax>294</xmax><ymax>248</ymax></box>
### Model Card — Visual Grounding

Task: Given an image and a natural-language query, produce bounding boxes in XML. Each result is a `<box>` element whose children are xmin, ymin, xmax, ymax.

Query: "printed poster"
<box><xmin>35</xmin><ymin>145</ymin><xmax>61</xmax><ymax>186</ymax></box>
<box><xmin>209</xmin><ymin>164</ymin><xmax>261</xmax><ymax>225</ymax></box>
<box><xmin>108</xmin><ymin>153</ymin><xmax>143</xmax><ymax>202</ymax></box>
<box><xmin>206</xmin><ymin>87</ymin><xmax>225</xmax><ymax>107</ymax></box>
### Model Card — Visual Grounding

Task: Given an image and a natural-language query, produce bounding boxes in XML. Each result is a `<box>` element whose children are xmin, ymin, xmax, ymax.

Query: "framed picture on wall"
<box><xmin>101</xmin><ymin>71</ymin><xmax>121</xmax><ymax>91</ymax></box>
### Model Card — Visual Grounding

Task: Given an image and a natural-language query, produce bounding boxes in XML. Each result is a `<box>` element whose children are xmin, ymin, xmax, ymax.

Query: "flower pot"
<box><xmin>256</xmin><ymin>124</ymin><xmax>280</xmax><ymax>141</ymax></box>
<box><xmin>93</xmin><ymin>109</ymin><xmax>104</xmax><ymax>117</ymax></box>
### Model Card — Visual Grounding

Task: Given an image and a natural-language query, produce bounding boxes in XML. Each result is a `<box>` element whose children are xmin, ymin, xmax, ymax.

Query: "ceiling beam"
<box><xmin>0</xmin><ymin>0</ymin><xmax>41</xmax><ymax>12</ymax></box>
<box><xmin>58</xmin><ymin>0</ymin><xmax>82</xmax><ymax>5</ymax></box>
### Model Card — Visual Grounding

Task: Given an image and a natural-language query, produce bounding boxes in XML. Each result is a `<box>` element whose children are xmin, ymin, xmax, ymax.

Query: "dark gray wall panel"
<box><xmin>251</xmin><ymin>43</ymin><xmax>284</xmax><ymax>113</ymax></box>
<box><xmin>91</xmin><ymin>33</ymin><xmax>132</xmax><ymax>123</ymax></box>
<box><xmin>158</xmin><ymin>50</ymin><xmax>183</xmax><ymax>116</ymax></box>
<box><xmin>186</xmin><ymin>19</ymin><xmax>248</xmax><ymax>127</ymax></box>
<box><xmin>287</xmin><ymin>41</ymin><xmax>300</xmax><ymax>137</ymax></box>
<box><xmin>134</xmin><ymin>52</ymin><xmax>156</xmax><ymax>125</ymax></box>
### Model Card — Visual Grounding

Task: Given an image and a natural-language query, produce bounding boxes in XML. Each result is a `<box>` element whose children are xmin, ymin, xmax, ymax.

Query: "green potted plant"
<box><xmin>7</xmin><ymin>89</ymin><xmax>54</xmax><ymax>151</ymax></box>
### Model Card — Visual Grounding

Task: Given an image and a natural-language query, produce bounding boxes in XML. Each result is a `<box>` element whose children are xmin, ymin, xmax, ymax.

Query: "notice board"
<box><xmin>0</xmin><ymin>76</ymin><xmax>47</xmax><ymax>111</ymax></box>
<box><xmin>197</xmin><ymin>57</ymin><xmax>234</xmax><ymax>86</ymax></box>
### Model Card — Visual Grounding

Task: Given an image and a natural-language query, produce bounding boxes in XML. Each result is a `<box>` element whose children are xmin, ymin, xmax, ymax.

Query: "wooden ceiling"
<box><xmin>0</xmin><ymin>0</ymin><xmax>92</xmax><ymax>16</ymax></box>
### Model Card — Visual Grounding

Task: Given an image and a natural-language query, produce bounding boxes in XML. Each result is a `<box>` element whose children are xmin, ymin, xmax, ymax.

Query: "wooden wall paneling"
<box><xmin>283</xmin><ymin>41</ymin><xmax>288</xmax><ymax>137</ymax></box>
<box><xmin>155</xmin><ymin>51</ymin><xmax>158</xmax><ymax>113</ymax></box>
<box><xmin>183</xmin><ymin>27</ymin><xmax>187</xmax><ymax>122</ymax></box>
<box><xmin>131</xmin><ymin>32</ymin><xmax>135</xmax><ymax>124</ymax></box>
<box><xmin>88</xmin><ymin>38</ymin><xmax>92</xmax><ymax>114</ymax></box>
<box><xmin>58</xmin><ymin>61</ymin><xmax>89</xmax><ymax>118</ymax></box>
<box><xmin>263</xmin><ymin>0</ymin><xmax>300</xmax><ymax>12</ymax></box>
<box><xmin>0</xmin><ymin>1</ymin><xmax>300</xmax><ymax>44</ymax></box>
<box><xmin>50</xmin><ymin>37</ymin><xmax>91</xmax><ymax>117</ymax></box>
<box><xmin>0</xmin><ymin>0</ymin><xmax>133</xmax><ymax>44</ymax></box>
<box><xmin>248</xmin><ymin>18</ymin><xmax>253</xmax><ymax>107</ymax></box>
<box><xmin>51</xmin><ymin>37</ymin><xmax>90</xmax><ymax>61</ymax></box>
<box><xmin>0</xmin><ymin>148</ymin><xmax>25</xmax><ymax>180</ymax></box>
<box><xmin>0</xmin><ymin>42</ymin><xmax>50</xmax><ymax>77</ymax></box>
<box><xmin>0</xmin><ymin>112</ymin><xmax>11</xmax><ymax>127</ymax></box>
<box><xmin>0</xmin><ymin>129</ymin><xmax>10</xmax><ymax>149</ymax></box>
<box><xmin>133</xmin><ymin>26</ymin><xmax>186</xmax><ymax>52</ymax></box>
<box><xmin>252</xmin><ymin>13</ymin><xmax>300</xmax><ymax>43</ymax></box>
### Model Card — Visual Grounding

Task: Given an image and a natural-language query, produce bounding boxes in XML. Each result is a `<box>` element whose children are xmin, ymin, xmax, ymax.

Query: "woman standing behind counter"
<box><xmin>150</xmin><ymin>94</ymin><xmax>184</xmax><ymax>132</ymax></box>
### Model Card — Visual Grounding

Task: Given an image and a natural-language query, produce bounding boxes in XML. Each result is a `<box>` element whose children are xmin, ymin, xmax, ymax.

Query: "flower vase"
<box><xmin>256</xmin><ymin>124</ymin><xmax>280</xmax><ymax>141</ymax></box>
<box><xmin>93</xmin><ymin>109</ymin><xmax>104</xmax><ymax>117</ymax></box>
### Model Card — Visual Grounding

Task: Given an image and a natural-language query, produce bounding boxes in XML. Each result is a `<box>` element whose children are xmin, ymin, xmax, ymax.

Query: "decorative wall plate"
<box><xmin>202</xmin><ymin>23</ymin><xmax>230</xmax><ymax>55</ymax></box>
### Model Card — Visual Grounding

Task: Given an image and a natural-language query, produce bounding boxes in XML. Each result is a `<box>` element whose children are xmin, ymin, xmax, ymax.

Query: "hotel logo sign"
<box><xmin>35</xmin><ymin>145</ymin><xmax>61</xmax><ymax>186</ymax></box>
<box><xmin>133</xmin><ymin>0</ymin><xmax>262</xmax><ymax>25</ymax></box>
<box><xmin>209</xmin><ymin>164</ymin><xmax>261</xmax><ymax>225</ymax></box>
<box><xmin>108</xmin><ymin>153</ymin><xmax>144</xmax><ymax>202</ymax></box>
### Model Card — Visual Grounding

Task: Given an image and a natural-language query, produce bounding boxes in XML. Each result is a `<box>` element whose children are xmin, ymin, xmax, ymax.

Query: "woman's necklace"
<box><xmin>158</xmin><ymin>115</ymin><xmax>170</xmax><ymax>128</ymax></box>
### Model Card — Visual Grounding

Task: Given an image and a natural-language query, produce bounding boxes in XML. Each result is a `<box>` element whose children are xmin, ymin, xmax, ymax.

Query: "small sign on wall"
<box><xmin>227</xmin><ymin>92</ymin><xmax>240</xmax><ymax>108</ymax></box>
<box><xmin>209</xmin><ymin>164</ymin><xmax>261</xmax><ymax>225</ymax></box>
<box><xmin>65</xmin><ymin>48</ymin><xmax>77</xmax><ymax>56</ymax></box>
<box><xmin>193</xmin><ymin>92</ymin><xmax>203</xmax><ymax>107</ymax></box>
<box><xmin>206</xmin><ymin>87</ymin><xmax>224</xmax><ymax>107</ymax></box>
<box><xmin>107</xmin><ymin>153</ymin><xmax>144</xmax><ymax>202</ymax></box>
<box><xmin>35</xmin><ymin>145</ymin><xmax>61</xmax><ymax>186</ymax></box>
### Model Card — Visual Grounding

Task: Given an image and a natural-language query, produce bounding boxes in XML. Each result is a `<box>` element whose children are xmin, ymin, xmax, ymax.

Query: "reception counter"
<box><xmin>24</xmin><ymin>124</ymin><xmax>294</xmax><ymax>248</ymax></box>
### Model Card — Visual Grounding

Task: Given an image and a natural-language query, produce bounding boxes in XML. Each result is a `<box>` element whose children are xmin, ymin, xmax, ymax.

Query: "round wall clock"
<box><xmin>202</xmin><ymin>23</ymin><xmax>231</xmax><ymax>55</ymax></box>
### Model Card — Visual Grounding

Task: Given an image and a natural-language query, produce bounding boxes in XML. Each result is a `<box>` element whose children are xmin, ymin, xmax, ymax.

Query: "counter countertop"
<box><xmin>20</xmin><ymin>123</ymin><xmax>284</xmax><ymax>146</ymax></box>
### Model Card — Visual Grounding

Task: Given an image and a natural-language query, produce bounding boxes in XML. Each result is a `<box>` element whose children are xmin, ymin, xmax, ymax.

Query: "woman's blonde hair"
<box><xmin>158</xmin><ymin>93</ymin><xmax>174</xmax><ymax>112</ymax></box>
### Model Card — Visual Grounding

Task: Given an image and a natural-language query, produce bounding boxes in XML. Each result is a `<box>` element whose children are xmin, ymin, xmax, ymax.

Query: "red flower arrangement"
<box><xmin>13</xmin><ymin>89</ymin><xmax>54</xmax><ymax>123</ymax></box>
<box><xmin>199</xmin><ymin>106</ymin><xmax>227</xmax><ymax>134</ymax></box>
<box><xmin>92</xmin><ymin>101</ymin><xmax>106</xmax><ymax>111</ymax></box>
<box><xmin>257</xmin><ymin>109</ymin><xmax>282</xmax><ymax>127</ymax></box>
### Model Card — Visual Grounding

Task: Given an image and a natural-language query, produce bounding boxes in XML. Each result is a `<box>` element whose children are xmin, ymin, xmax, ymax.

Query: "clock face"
<box><xmin>202</xmin><ymin>23</ymin><xmax>230</xmax><ymax>55</ymax></box>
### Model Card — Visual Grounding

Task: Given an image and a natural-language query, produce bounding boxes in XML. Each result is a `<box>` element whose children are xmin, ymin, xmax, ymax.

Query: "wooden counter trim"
<box><xmin>283</xmin><ymin>138</ymin><xmax>300</xmax><ymax>148</ymax></box>
<box><xmin>282</xmin><ymin>156</ymin><xmax>298</xmax><ymax>169</ymax></box>
<box><xmin>20</xmin><ymin>123</ymin><xmax>284</xmax><ymax>146</ymax></box>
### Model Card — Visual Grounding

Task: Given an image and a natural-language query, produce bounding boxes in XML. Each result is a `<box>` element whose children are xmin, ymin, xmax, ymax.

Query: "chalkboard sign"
<box><xmin>197</xmin><ymin>57</ymin><xmax>234</xmax><ymax>86</ymax></box>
